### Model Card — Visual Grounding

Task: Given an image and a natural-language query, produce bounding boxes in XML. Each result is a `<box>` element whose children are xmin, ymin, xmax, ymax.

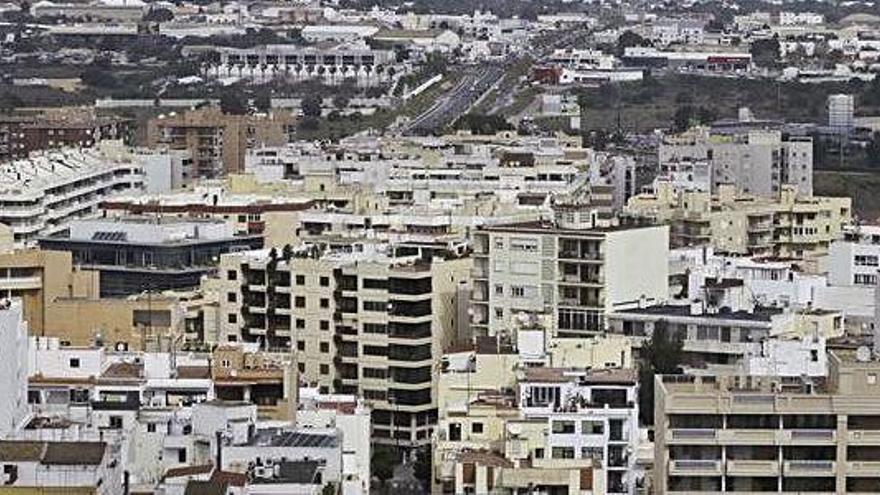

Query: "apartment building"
<box><xmin>197</xmin><ymin>43</ymin><xmax>397</xmax><ymax>86</ymax></box>
<box><xmin>627</xmin><ymin>182</ymin><xmax>852</xmax><ymax>263</ymax></box>
<box><xmin>100</xmin><ymin>186</ymin><xmax>314</xmax><ymax>243</ymax></box>
<box><xmin>39</xmin><ymin>216</ymin><xmax>262</xmax><ymax>297</ymax></box>
<box><xmin>654</xmin><ymin>349</ymin><xmax>880</xmax><ymax>494</ymax></box>
<box><xmin>214</xmin><ymin>243</ymin><xmax>470</xmax><ymax>447</ymax></box>
<box><xmin>0</xmin><ymin>143</ymin><xmax>145</xmax><ymax>247</ymax></box>
<box><xmin>0</xmin><ymin>248</ymin><xmax>98</xmax><ymax>335</ymax></box>
<box><xmin>146</xmin><ymin>107</ymin><xmax>296</xmax><ymax>178</ymax></box>
<box><xmin>825</xmin><ymin>225</ymin><xmax>880</xmax><ymax>287</ymax></box>
<box><xmin>435</xmin><ymin>361</ymin><xmax>641</xmax><ymax>494</ymax></box>
<box><xmin>0</xmin><ymin>110</ymin><xmax>132</xmax><ymax>161</ymax></box>
<box><xmin>471</xmin><ymin>214</ymin><xmax>669</xmax><ymax>338</ymax></box>
<box><xmin>658</xmin><ymin>127</ymin><xmax>813</xmax><ymax>196</ymax></box>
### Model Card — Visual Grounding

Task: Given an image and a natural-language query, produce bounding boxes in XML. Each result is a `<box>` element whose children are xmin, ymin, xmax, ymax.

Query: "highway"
<box><xmin>403</xmin><ymin>63</ymin><xmax>506</xmax><ymax>135</ymax></box>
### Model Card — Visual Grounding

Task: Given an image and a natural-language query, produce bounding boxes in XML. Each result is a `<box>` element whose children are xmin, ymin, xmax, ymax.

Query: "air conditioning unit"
<box><xmin>253</xmin><ymin>467</ymin><xmax>273</xmax><ymax>479</ymax></box>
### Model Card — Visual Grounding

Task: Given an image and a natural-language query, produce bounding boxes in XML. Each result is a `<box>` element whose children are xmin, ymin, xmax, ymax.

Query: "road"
<box><xmin>403</xmin><ymin>63</ymin><xmax>506</xmax><ymax>135</ymax></box>
<box><xmin>402</xmin><ymin>25</ymin><xmax>590</xmax><ymax>135</ymax></box>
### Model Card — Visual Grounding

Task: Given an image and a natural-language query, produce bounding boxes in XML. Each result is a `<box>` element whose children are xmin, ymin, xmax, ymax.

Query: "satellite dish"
<box><xmin>857</xmin><ymin>346</ymin><xmax>872</xmax><ymax>363</ymax></box>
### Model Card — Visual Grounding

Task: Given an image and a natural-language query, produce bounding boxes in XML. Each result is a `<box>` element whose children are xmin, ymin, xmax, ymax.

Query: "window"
<box><xmin>363</xmin><ymin>300</ymin><xmax>386</xmax><ymax>312</ymax></box>
<box><xmin>363</xmin><ymin>389</ymin><xmax>386</xmax><ymax>401</ymax></box>
<box><xmin>228</xmin><ymin>313</ymin><xmax>237</xmax><ymax>324</ymax></box>
<box><xmin>320</xmin><ymin>342</ymin><xmax>329</xmax><ymax>353</ymax></box>
<box><xmin>109</xmin><ymin>416</ymin><xmax>123</xmax><ymax>429</ymax></box>
<box><xmin>855</xmin><ymin>255</ymin><xmax>879</xmax><ymax>267</ymax></box>
<box><xmin>178</xmin><ymin>449</ymin><xmax>187</xmax><ymax>463</ymax></box>
<box><xmin>147</xmin><ymin>423</ymin><xmax>156</xmax><ymax>433</ymax></box>
<box><xmin>295</xmin><ymin>296</ymin><xmax>306</xmax><ymax>308</ymax></box>
<box><xmin>320</xmin><ymin>320</ymin><xmax>330</xmax><ymax>331</ymax></box>
<box><xmin>510</xmin><ymin>237</ymin><xmax>538</xmax><ymax>252</ymax></box>
<box><xmin>471</xmin><ymin>422</ymin><xmax>484</xmax><ymax>434</ymax></box>
<box><xmin>552</xmin><ymin>447</ymin><xmax>575</xmax><ymax>459</ymax></box>
<box><xmin>320</xmin><ymin>276</ymin><xmax>329</xmax><ymax>287</ymax></box>
<box><xmin>296</xmin><ymin>319</ymin><xmax>305</xmax><ymax>329</ymax></box>
<box><xmin>511</xmin><ymin>286</ymin><xmax>525</xmax><ymax>298</ymax></box>
<box><xmin>364</xmin><ymin>323</ymin><xmax>387</xmax><ymax>334</ymax></box>
<box><xmin>495</xmin><ymin>284</ymin><xmax>504</xmax><ymax>295</ymax></box>
<box><xmin>227</xmin><ymin>292</ymin><xmax>237</xmax><ymax>303</ymax></box>
<box><xmin>552</xmin><ymin>420</ymin><xmax>576</xmax><ymax>434</ymax></box>
<box><xmin>69</xmin><ymin>358</ymin><xmax>80</xmax><ymax>368</ymax></box>
<box><xmin>494</xmin><ymin>238</ymin><xmax>504</xmax><ymax>249</ymax></box>
<box><xmin>320</xmin><ymin>364</ymin><xmax>329</xmax><ymax>375</ymax></box>
<box><xmin>320</xmin><ymin>298</ymin><xmax>329</xmax><ymax>308</ymax></box>
<box><xmin>363</xmin><ymin>367</ymin><xmax>386</xmax><ymax>379</ymax></box>
<box><xmin>227</xmin><ymin>270</ymin><xmax>237</xmax><ymax>281</ymax></box>
<box><xmin>297</xmin><ymin>362</ymin><xmax>305</xmax><ymax>373</ymax></box>
<box><xmin>534</xmin><ymin>448</ymin><xmax>545</xmax><ymax>459</ymax></box>
<box><xmin>855</xmin><ymin>274</ymin><xmax>878</xmax><ymax>286</ymax></box>
<box><xmin>297</xmin><ymin>341</ymin><xmax>305</xmax><ymax>351</ymax></box>
<box><xmin>296</xmin><ymin>275</ymin><xmax>305</xmax><ymax>286</ymax></box>
<box><xmin>363</xmin><ymin>345</ymin><xmax>387</xmax><ymax>356</ymax></box>
<box><xmin>582</xmin><ymin>420</ymin><xmax>604</xmax><ymax>435</ymax></box>
<box><xmin>494</xmin><ymin>307</ymin><xmax>503</xmax><ymax>319</ymax></box>
<box><xmin>363</xmin><ymin>278</ymin><xmax>388</xmax><ymax>289</ymax></box>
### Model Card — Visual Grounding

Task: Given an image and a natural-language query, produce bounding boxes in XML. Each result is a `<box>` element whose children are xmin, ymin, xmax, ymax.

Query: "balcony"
<box><xmin>783</xmin><ymin>460</ymin><xmax>835</xmax><ymax>476</ymax></box>
<box><xmin>782</xmin><ymin>429</ymin><xmax>836</xmax><ymax>444</ymax></box>
<box><xmin>717</xmin><ymin>429</ymin><xmax>778</xmax><ymax>444</ymax></box>
<box><xmin>0</xmin><ymin>275</ymin><xmax>42</xmax><ymax>291</ymax></box>
<box><xmin>725</xmin><ymin>459</ymin><xmax>780</xmax><ymax>476</ymax></box>
<box><xmin>668</xmin><ymin>459</ymin><xmax>723</xmax><ymax>476</ymax></box>
<box><xmin>848</xmin><ymin>430</ymin><xmax>880</xmax><ymax>445</ymax></box>
<box><xmin>847</xmin><ymin>461</ymin><xmax>880</xmax><ymax>476</ymax></box>
<box><xmin>668</xmin><ymin>428</ymin><xmax>716</xmax><ymax>444</ymax></box>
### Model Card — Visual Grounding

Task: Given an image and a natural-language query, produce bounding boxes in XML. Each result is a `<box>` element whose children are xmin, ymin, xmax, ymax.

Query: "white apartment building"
<box><xmin>658</xmin><ymin>127</ymin><xmax>813</xmax><ymax>196</ymax></box>
<box><xmin>197</xmin><ymin>43</ymin><xmax>398</xmax><ymax>86</ymax></box>
<box><xmin>828</xmin><ymin>94</ymin><xmax>855</xmax><ymax>132</ymax></box>
<box><xmin>471</xmin><ymin>215</ymin><xmax>669</xmax><ymax>338</ymax></box>
<box><xmin>0</xmin><ymin>144</ymin><xmax>144</xmax><ymax>247</ymax></box>
<box><xmin>825</xmin><ymin>225</ymin><xmax>880</xmax><ymax>287</ymax></box>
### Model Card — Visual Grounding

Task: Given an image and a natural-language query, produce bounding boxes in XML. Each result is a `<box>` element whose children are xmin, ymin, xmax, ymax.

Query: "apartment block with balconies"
<box><xmin>627</xmin><ymin>183</ymin><xmax>851</xmax><ymax>267</ymax></box>
<box><xmin>655</xmin><ymin>349</ymin><xmax>880</xmax><ymax>494</ymax></box>
<box><xmin>214</xmin><ymin>243</ymin><xmax>470</xmax><ymax>448</ymax></box>
<box><xmin>470</xmin><ymin>220</ymin><xmax>668</xmax><ymax>339</ymax></box>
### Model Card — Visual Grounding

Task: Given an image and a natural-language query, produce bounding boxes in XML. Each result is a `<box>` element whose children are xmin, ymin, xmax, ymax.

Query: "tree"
<box><xmin>301</xmin><ymin>95</ymin><xmax>322</xmax><ymax>118</ymax></box>
<box><xmin>254</xmin><ymin>92</ymin><xmax>271</xmax><ymax>112</ymax></box>
<box><xmin>332</xmin><ymin>94</ymin><xmax>349</xmax><ymax>110</ymax></box>
<box><xmin>866</xmin><ymin>132</ymin><xmax>880</xmax><ymax>168</ymax></box>
<box><xmin>143</xmin><ymin>7</ymin><xmax>173</xmax><ymax>22</ymax></box>
<box><xmin>412</xmin><ymin>447</ymin><xmax>432</xmax><ymax>492</ymax></box>
<box><xmin>750</xmin><ymin>38</ymin><xmax>781</xmax><ymax>69</ymax></box>
<box><xmin>638</xmin><ymin>320</ymin><xmax>684</xmax><ymax>425</ymax></box>
<box><xmin>80</xmin><ymin>66</ymin><xmax>119</xmax><ymax>88</ymax></box>
<box><xmin>371</xmin><ymin>445</ymin><xmax>396</xmax><ymax>482</ymax></box>
<box><xmin>219</xmin><ymin>90</ymin><xmax>247</xmax><ymax>115</ymax></box>
<box><xmin>616</xmin><ymin>30</ymin><xmax>649</xmax><ymax>57</ymax></box>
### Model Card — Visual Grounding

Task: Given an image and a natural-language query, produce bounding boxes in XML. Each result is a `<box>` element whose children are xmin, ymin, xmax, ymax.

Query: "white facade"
<box><xmin>659</xmin><ymin>128</ymin><xmax>813</xmax><ymax>196</ymax></box>
<box><xmin>0</xmin><ymin>299</ymin><xmax>28</xmax><ymax>438</ymax></box>
<box><xmin>828</xmin><ymin>93</ymin><xmax>855</xmax><ymax>131</ymax></box>
<box><xmin>744</xmin><ymin>336</ymin><xmax>827</xmax><ymax>376</ymax></box>
<box><xmin>0</xmin><ymin>143</ymin><xmax>145</xmax><ymax>247</ymax></box>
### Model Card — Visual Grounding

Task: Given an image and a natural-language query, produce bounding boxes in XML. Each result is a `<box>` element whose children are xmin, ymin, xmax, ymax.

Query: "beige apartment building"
<box><xmin>146</xmin><ymin>107</ymin><xmax>296</xmax><ymax>178</ymax></box>
<box><xmin>0</xmin><ymin>249</ymin><xmax>99</xmax><ymax>335</ymax></box>
<box><xmin>655</xmin><ymin>349</ymin><xmax>880</xmax><ymax>494</ymax></box>
<box><xmin>213</xmin><ymin>243</ymin><xmax>471</xmax><ymax>446</ymax></box>
<box><xmin>627</xmin><ymin>183</ymin><xmax>851</xmax><ymax>264</ymax></box>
